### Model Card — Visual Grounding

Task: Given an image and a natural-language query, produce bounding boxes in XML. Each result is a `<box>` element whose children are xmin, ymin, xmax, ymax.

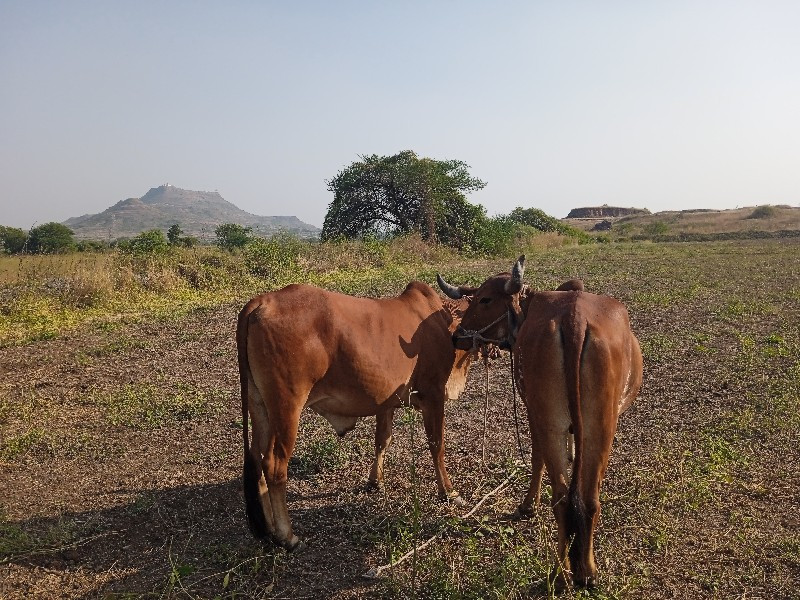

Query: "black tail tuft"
<box><xmin>243</xmin><ymin>452</ymin><xmax>269</xmax><ymax>539</ymax></box>
<box><xmin>566</xmin><ymin>488</ymin><xmax>590</xmax><ymax>581</ymax></box>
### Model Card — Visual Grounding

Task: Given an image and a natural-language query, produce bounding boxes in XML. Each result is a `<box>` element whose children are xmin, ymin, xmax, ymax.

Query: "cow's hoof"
<box><xmin>442</xmin><ymin>491</ymin><xmax>466</xmax><ymax>507</ymax></box>
<box><xmin>512</xmin><ymin>504</ymin><xmax>535</xmax><ymax>520</ymax></box>
<box><xmin>284</xmin><ymin>535</ymin><xmax>305</xmax><ymax>553</ymax></box>
<box><xmin>363</xmin><ymin>480</ymin><xmax>383</xmax><ymax>493</ymax></box>
<box><xmin>548</xmin><ymin>569</ymin><xmax>569</xmax><ymax>593</ymax></box>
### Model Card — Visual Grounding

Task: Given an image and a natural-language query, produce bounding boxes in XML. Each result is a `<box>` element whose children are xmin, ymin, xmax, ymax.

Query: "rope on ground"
<box><xmin>510</xmin><ymin>351</ymin><xmax>529</xmax><ymax>469</ymax></box>
<box><xmin>481</xmin><ymin>353</ymin><xmax>490</xmax><ymax>466</ymax></box>
<box><xmin>362</xmin><ymin>467</ymin><xmax>521</xmax><ymax>579</ymax></box>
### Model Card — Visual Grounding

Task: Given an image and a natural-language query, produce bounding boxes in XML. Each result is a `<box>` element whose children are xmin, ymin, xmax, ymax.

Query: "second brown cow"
<box><xmin>438</xmin><ymin>256</ymin><xmax>642</xmax><ymax>588</ymax></box>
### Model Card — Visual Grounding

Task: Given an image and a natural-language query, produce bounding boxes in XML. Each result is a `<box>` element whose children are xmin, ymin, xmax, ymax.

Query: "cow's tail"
<box><xmin>562</xmin><ymin>318</ymin><xmax>590</xmax><ymax>575</ymax></box>
<box><xmin>237</xmin><ymin>302</ymin><xmax>269</xmax><ymax>539</ymax></box>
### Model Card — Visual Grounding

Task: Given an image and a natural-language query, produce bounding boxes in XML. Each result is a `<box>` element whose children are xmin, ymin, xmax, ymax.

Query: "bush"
<box><xmin>215</xmin><ymin>223</ymin><xmax>252</xmax><ymax>250</ymax></box>
<box><xmin>644</xmin><ymin>221</ymin><xmax>670</xmax><ymax>236</ymax></box>
<box><xmin>747</xmin><ymin>205</ymin><xmax>776</xmax><ymax>219</ymax></box>
<box><xmin>471</xmin><ymin>216</ymin><xmax>517</xmax><ymax>256</ymax></box>
<box><xmin>508</xmin><ymin>207</ymin><xmax>590</xmax><ymax>243</ymax></box>
<box><xmin>127</xmin><ymin>229</ymin><xmax>169</xmax><ymax>255</ymax></box>
<box><xmin>244</xmin><ymin>234</ymin><xmax>305</xmax><ymax>283</ymax></box>
<box><xmin>76</xmin><ymin>240</ymin><xmax>111</xmax><ymax>252</ymax></box>
<box><xmin>179</xmin><ymin>236</ymin><xmax>199</xmax><ymax>248</ymax></box>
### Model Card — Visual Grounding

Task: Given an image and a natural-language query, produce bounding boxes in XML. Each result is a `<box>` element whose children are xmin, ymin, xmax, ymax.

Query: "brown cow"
<box><xmin>237</xmin><ymin>281</ymin><xmax>473</xmax><ymax>550</ymax></box>
<box><xmin>438</xmin><ymin>256</ymin><xmax>642</xmax><ymax>588</ymax></box>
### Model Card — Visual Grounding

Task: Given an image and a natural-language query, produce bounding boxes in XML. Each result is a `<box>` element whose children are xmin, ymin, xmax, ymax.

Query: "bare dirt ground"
<box><xmin>1</xmin><ymin>240</ymin><xmax>799</xmax><ymax>599</ymax></box>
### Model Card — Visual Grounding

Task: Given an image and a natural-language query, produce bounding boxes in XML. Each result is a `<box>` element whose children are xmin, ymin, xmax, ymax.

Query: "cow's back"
<box><xmin>243</xmin><ymin>282</ymin><xmax>455</xmax><ymax>414</ymax></box>
<box><xmin>518</xmin><ymin>291</ymin><xmax>642</xmax><ymax>416</ymax></box>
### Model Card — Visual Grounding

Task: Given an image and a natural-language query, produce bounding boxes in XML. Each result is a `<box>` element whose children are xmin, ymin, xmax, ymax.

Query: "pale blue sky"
<box><xmin>1</xmin><ymin>1</ymin><xmax>799</xmax><ymax>230</ymax></box>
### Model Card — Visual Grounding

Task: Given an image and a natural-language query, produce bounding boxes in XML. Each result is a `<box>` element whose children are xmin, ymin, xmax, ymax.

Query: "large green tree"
<box><xmin>27</xmin><ymin>222</ymin><xmax>75</xmax><ymax>253</ymax></box>
<box><xmin>322</xmin><ymin>151</ymin><xmax>487</xmax><ymax>248</ymax></box>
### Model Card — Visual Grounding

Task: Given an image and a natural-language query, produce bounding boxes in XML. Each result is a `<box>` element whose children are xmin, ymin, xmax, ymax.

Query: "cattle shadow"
<box><xmin>1</xmin><ymin>479</ymin><xmax>385</xmax><ymax>598</ymax></box>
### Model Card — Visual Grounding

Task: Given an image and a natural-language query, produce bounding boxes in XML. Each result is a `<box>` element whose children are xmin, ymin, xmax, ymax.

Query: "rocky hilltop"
<box><xmin>64</xmin><ymin>185</ymin><xmax>320</xmax><ymax>240</ymax></box>
<box><xmin>567</xmin><ymin>205</ymin><xmax>650</xmax><ymax>219</ymax></box>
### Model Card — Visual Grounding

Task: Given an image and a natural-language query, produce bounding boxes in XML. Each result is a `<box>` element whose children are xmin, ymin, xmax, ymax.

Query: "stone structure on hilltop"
<box><xmin>567</xmin><ymin>205</ymin><xmax>649</xmax><ymax>219</ymax></box>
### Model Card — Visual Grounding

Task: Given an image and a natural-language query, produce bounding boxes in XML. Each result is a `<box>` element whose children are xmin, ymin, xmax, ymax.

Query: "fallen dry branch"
<box><xmin>363</xmin><ymin>466</ymin><xmax>521</xmax><ymax>579</ymax></box>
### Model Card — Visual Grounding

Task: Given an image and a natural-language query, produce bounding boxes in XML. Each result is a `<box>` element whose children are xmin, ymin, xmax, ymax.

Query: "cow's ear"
<box><xmin>505</xmin><ymin>255</ymin><xmax>525</xmax><ymax>294</ymax></box>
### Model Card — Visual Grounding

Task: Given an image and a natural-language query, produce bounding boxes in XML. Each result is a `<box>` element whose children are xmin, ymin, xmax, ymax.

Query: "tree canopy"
<box><xmin>321</xmin><ymin>151</ymin><xmax>487</xmax><ymax>248</ymax></box>
<box><xmin>215</xmin><ymin>223</ymin><xmax>252</xmax><ymax>250</ymax></box>
<box><xmin>0</xmin><ymin>226</ymin><xmax>27</xmax><ymax>254</ymax></box>
<box><xmin>167</xmin><ymin>224</ymin><xmax>183</xmax><ymax>244</ymax></box>
<box><xmin>128</xmin><ymin>229</ymin><xmax>169</xmax><ymax>254</ymax></box>
<box><xmin>27</xmin><ymin>222</ymin><xmax>75</xmax><ymax>253</ymax></box>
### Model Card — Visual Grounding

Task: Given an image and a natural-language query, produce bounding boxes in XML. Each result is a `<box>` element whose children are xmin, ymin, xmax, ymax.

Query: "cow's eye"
<box><xmin>479</xmin><ymin>297</ymin><xmax>492</xmax><ymax>304</ymax></box>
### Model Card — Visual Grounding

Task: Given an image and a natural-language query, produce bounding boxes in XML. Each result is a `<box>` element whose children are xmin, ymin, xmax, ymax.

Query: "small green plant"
<box><xmin>639</xmin><ymin>333</ymin><xmax>677</xmax><ymax>362</ymax></box>
<box><xmin>97</xmin><ymin>383</ymin><xmax>215</xmax><ymax>429</ymax></box>
<box><xmin>644</xmin><ymin>221</ymin><xmax>670</xmax><ymax>236</ymax></box>
<box><xmin>508</xmin><ymin>206</ymin><xmax>591</xmax><ymax>244</ymax></box>
<box><xmin>0</xmin><ymin>508</ymin><xmax>79</xmax><ymax>558</ymax></box>
<box><xmin>0</xmin><ymin>225</ymin><xmax>27</xmax><ymax>254</ymax></box>
<box><xmin>290</xmin><ymin>433</ymin><xmax>348</xmax><ymax>478</ymax></box>
<box><xmin>27</xmin><ymin>222</ymin><xmax>76</xmax><ymax>253</ymax></box>
<box><xmin>0</xmin><ymin>428</ymin><xmax>44</xmax><ymax>460</ymax></box>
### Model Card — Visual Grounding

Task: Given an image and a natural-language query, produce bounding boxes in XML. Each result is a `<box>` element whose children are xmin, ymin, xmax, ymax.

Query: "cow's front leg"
<box><xmin>366</xmin><ymin>407</ymin><xmax>395</xmax><ymax>490</ymax></box>
<box><xmin>419</xmin><ymin>397</ymin><xmax>465</xmax><ymax>506</ymax></box>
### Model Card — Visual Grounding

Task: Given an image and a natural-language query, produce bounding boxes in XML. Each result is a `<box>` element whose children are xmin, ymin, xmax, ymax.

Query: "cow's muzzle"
<box><xmin>452</xmin><ymin>313</ymin><xmax>509</xmax><ymax>352</ymax></box>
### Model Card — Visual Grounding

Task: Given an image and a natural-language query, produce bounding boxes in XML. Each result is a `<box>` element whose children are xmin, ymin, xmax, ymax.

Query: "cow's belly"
<box><xmin>308</xmin><ymin>388</ymin><xmax>408</xmax><ymax>436</ymax></box>
<box><xmin>308</xmin><ymin>385</ymin><xmax>408</xmax><ymax>418</ymax></box>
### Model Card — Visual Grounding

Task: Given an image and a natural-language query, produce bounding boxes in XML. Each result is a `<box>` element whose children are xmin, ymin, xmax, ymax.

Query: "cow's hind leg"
<box><xmin>534</xmin><ymin>423</ymin><xmax>572</xmax><ymax>589</ymax></box>
<box><xmin>244</xmin><ymin>375</ymin><xmax>276</xmax><ymax>540</ymax></box>
<box><xmin>262</xmin><ymin>400</ymin><xmax>304</xmax><ymax>551</ymax></box>
<box><xmin>567</xmin><ymin>413</ymin><xmax>615</xmax><ymax>588</ymax></box>
<box><xmin>366</xmin><ymin>407</ymin><xmax>395</xmax><ymax>491</ymax></box>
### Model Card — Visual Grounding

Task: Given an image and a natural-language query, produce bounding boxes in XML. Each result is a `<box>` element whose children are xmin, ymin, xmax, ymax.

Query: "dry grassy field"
<box><xmin>1</xmin><ymin>239</ymin><xmax>799</xmax><ymax>599</ymax></box>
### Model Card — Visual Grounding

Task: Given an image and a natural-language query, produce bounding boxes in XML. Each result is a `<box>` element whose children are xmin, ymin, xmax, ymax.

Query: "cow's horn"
<box><xmin>437</xmin><ymin>274</ymin><xmax>463</xmax><ymax>299</ymax></box>
<box><xmin>505</xmin><ymin>255</ymin><xmax>525</xmax><ymax>294</ymax></box>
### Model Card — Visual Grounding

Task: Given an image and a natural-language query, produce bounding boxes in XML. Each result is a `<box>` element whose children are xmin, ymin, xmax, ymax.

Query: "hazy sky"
<box><xmin>1</xmin><ymin>1</ymin><xmax>799</xmax><ymax>230</ymax></box>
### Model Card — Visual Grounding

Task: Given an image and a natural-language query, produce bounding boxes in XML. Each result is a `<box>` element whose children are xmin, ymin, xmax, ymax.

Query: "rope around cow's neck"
<box><xmin>458</xmin><ymin>309</ymin><xmax>529</xmax><ymax>470</ymax></box>
<box><xmin>454</xmin><ymin>313</ymin><xmax>509</xmax><ymax>352</ymax></box>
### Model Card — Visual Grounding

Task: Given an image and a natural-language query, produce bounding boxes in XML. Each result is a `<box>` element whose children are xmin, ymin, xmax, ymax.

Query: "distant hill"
<box><xmin>63</xmin><ymin>185</ymin><xmax>320</xmax><ymax>240</ymax></box>
<box><xmin>563</xmin><ymin>205</ymin><xmax>800</xmax><ymax>238</ymax></box>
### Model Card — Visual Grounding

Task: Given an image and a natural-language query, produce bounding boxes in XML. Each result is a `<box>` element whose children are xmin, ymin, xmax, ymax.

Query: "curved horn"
<box><xmin>504</xmin><ymin>254</ymin><xmax>526</xmax><ymax>294</ymax></box>
<box><xmin>437</xmin><ymin>274</ymin><xmax>464</xmax><ymax>299</ymax></box>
